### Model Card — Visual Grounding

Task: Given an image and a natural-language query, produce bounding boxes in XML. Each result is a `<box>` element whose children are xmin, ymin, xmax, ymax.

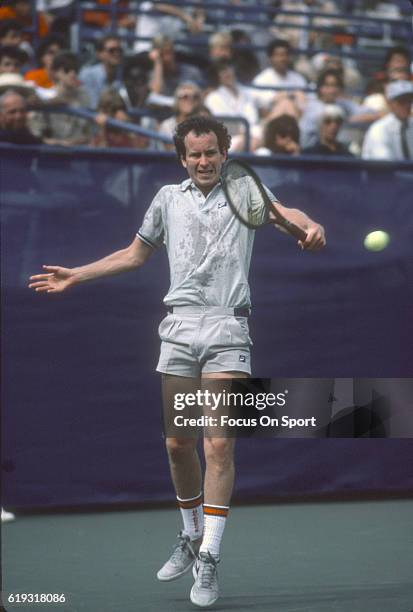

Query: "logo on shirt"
<box><xmin>239</xmin><ymin>355</ymin><xmax>246</xmax><ymax>362</ymax></box>
<box><xmin>218</xmin><ymin>201</ymin><xmax>228</xmax><ymax>209</ymax></box>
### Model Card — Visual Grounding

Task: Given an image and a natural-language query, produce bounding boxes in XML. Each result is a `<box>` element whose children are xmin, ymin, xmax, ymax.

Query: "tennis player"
<box><xmin>28</xmin><ymin>116</ymin><xmax>325</xmax><ymax>608</ymax></box>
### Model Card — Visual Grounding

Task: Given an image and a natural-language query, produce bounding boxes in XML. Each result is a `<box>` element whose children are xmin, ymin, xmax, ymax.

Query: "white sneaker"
<box><xmin>190</xmin><ymin>551</ymin><xmax>219</xmax><ymax>608</ymax></box>
<box><xmin>157</xmin><ymin>531</ymin><xmax>200</xmax><ymax>581</ymax></box>
<box><xmin>1</xmin><ymin>508</ymin><xmax>16</xmax><ymax>523</ymax></box>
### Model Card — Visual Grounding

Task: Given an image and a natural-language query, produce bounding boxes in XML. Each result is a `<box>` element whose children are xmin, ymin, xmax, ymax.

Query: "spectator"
<box><xmin>0</xmin><ymin>72</ymin><xmax>35</xmax><ymax>99</ymax></box>
<box><xmin>302</xmin><ymin>104</ymin><xmax>353</xmax><ymax>156</ymax></box>
<box><xmin>79</xmin><ymin>35</ymin><xmax>124</xmax><ymax>109</ymax></box>
<box><xmin>309</xmin><ymin>52</ymin><xmax>362</xmax><ymax>91</ymax></box>
<box><xmin>383</xmin><ymin>47</ymin><xmax>412</xmax><ymax>82</ymax></box>
<box><xmin>158</xmin><ymin>82</ymin><xmax>203</xmax><ymax>143</ymax></box>
<box><xmin>252</xmin><ymin>39</ymin><xmax>307</xmax><ymax>114</ymax></box>
<box><xmin>0</xmin><ymin>0</ymin><xmax>49</xmax><ymax>42</ymax></box>
<box><xmin>29</xmin><ymin>51</ymin><xmax>91</xmax><ymax>146</ymax></box>
<box><xmin>0</xmin><ymin>89</ymin><xmax>42</xmax><ymax>144</ymax></box>
<box><xmin>363</xmin><ymin>46</ymin><xmax>412</xmax><ymax>113</ymax></box>
<box><xmin>134</xmin><ymin>2</ymin><xmax>204</xmax><ymax>53</ymax></box>
<box><xmin>24</xmin><ymin>35</ymin><xmax>64</xmax><ymax>90</ymax></box>
<box><xmin>92</xmin><ymin>88</ymin><xmax>149</xmax><ymax>149</ymax></box>
<box><xmin>36</xmin><ymin>0</ymin><xmax>75</xmax><ymax>37</ymax></box>
<box><xmin>255</xmin><ymin>113</ymin><xmax>301</xmax><ymax>155</ymax></box>
<box><xmin>121</xmin><ymin>53</ymin><xmax>153</xmax><ymax>108</ymax></box>
<box><xmin>148</xmin><ymin>35</ymin><xmax>204</xmax><ymax>98</ymax></box>
<box><xmin>230</xmin><ymin>29</ymin><xmax>260</xmax><ymax>84</ymax></box>
<box><xmin>371</xmin><ymin>46</ymin><xmax>412</xmax><ymax>87</ymax></box>
<box><xmin>208</xmin><ymin>31</ymin><xmax>233</xmax><ymax>63</ymax></box>
<box><xmin>0</xmin><ymin>45</ymin><xmax>27</xmax><ymax>75</ymax></box>
<box><xmin>204</xmin><ymin>59</ymin><xmax>260</xmax><ymax>150</ymax></box>
<box><xmin>362</xmin><ymin>80</ymin><xmax>413</xmax><ymax>161</ymax></box>
<box><xmin>0</xmin><ymin>19</ymin><xmax>23</xmax><ymax>47</ymax></box>
<box><xmin>300</xmin><ymin>68</ymin><xmax>380</xmax><ymax>148</ymax></box>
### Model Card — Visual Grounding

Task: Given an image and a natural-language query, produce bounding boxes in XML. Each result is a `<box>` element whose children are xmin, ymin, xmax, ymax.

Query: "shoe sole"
<box><xmin>190</xmin><ymin>562</ymin><xmax>218</xmax><ymax>607</ymax></box>
<box><xmin>156</xmin><ymin>559</ymin><xmax>195</xmax><ymax>582</ymax></box>
<box><xmin>190</xmin><ymin>588</ymin><xmax>218</xmax><ymax>608</ymax></box>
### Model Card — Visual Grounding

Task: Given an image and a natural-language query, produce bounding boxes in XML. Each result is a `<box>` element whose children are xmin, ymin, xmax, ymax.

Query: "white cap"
<box><xmin>385</xmin><ymin>80</ymin><xmax>413</xmax><ymax>101</ymax></box>
<box><xmin>0</xmin><ymin>73</ymin><xmax>35</xmax><ymax>97</ymax></box>
<box><xmin>318</xmin><ymin>104</ymin><xmax>345</xmax><ymax>125</ymax></box>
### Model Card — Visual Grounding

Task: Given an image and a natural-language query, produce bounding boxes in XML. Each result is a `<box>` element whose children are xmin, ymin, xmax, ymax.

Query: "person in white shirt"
<box><xmin>362</xmin><ymin>80</ymin><xmax>413</xmax><ymax>161</ymax></box>
<box><xmin>252</xmin><ymin>39</ymin><xmax>307</xmax><ymax>114</ymax></box>
<box><xmin>205</xmin><ymin>59</ymin><xmax>260</xmax><ymax>150</ymax></box>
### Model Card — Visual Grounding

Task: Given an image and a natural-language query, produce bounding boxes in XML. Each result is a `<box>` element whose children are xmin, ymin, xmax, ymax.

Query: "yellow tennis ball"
<box><xmin>363</xmin><ymin>230</ymin><xmax>390</xmax><ymax>252</ymax></box>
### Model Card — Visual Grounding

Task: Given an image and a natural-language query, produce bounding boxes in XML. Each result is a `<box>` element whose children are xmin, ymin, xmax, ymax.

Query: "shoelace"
<box><xmin>197</xmin><ymin>552</ymin><xmax>218</xmax><ymax>588</ymax></box>
<box><xmin>170</xmin><ymin>531</ymin><xmax>195</xmax><ymax>564</ymax></box>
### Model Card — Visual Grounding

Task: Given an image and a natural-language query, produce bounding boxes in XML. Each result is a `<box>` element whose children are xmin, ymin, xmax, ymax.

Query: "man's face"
<box><xmin>270</xmin><ymin>47</ymin><xmax>289</xmax><ymax>74</ymax></box>
<box><xmin>100</xmin><ymin>39</ymin><xmax>123</xmax><ymax>68</ymax></box>
<box><xmin>0</xmin><ymin>55</ymin><xmax>22</xmax><ymax>74</ymax></box>
<box><xmin>181</xmin><ymin>131</ymin><xmax>227</xmax><ymax>194</ymax></box>
<box><xmin>0</xmin><ymin>94</ymin><xmax>27</xmax><ymax>130</ymax></box>
<box><xmin>389</xmin><ymin>95</ymin><xmax>413</xmax><ymax>122</ymax></box>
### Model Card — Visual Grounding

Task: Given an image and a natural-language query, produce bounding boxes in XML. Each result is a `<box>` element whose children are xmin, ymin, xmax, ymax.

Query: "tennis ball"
<box><xmin>363</xmin><ymin>230</ymin><xmax>390</xmax><ymax>252</ymax></box>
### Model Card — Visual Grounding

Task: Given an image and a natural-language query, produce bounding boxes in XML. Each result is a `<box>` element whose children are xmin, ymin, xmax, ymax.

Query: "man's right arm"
<box><xmin>28</xmin><ymin>237</ymin><xmax>154</xmax><ymax>294</ymax></box>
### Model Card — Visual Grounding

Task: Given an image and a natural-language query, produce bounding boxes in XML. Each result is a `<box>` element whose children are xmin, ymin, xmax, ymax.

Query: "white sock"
<box><xmin>199</xmin><ymin>504</ymin><xmax>229</xmax><ymax>559</ymax></box>
<box><xmin>177</xmin><ymin>492</ymin><xmax>203</xmax><ymax>541</ymax></box>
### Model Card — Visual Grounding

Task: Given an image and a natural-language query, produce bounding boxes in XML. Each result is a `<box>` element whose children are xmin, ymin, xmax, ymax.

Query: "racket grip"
<box><xmin>285</xmin><ymin>221</ymin><xmax>307</xmax><ymax>242</ymax></box>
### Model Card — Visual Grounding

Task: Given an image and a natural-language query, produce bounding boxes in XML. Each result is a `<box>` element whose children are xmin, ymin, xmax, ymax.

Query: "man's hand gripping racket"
<box><xmin>220</xmin><ymin>159</ymin><xmax>325</xmax><ymax>251</ymax></box>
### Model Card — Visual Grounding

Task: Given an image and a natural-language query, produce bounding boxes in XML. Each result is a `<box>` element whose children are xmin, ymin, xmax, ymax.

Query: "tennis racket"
<box><xmin>220</xmin><ymin>159</ymin><xmax>307</xmax><ymax>241</ymax></box>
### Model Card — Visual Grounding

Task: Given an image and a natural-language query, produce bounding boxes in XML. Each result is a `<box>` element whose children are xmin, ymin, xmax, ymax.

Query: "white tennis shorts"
<box><xmin>156</xmin><ymin>307</ymin><xmax>252</xmax><ymax>377</ymax></box>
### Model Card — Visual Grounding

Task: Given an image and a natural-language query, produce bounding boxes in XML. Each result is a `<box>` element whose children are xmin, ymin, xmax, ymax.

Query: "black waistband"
<box><xmin>167</xmin><ymin>307</ymin><xmax>250</xmax><ymax>317</ymax></box>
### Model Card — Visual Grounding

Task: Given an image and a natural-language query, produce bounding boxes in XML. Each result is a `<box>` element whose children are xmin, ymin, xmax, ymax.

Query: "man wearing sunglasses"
<box><xmin>79</xmin><ymin>34</ymin><xmax>124</xmax><ymax>108</ymax></box>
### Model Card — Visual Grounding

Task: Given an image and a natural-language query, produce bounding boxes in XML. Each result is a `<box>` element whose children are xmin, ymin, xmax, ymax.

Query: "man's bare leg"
<box><xmin>190</xmin><ymin>371</ymin><xmax>249</xmax><ymax>607</ymax></box>
<box><xmin>162</xmin><ymin>374</ymin><xmax>202</xmax><ymax>498</ymax></box>
<box><xmin>202</xmin><ymin>371</ymin><xmax>248</xmax><ymax>507</ymax></box>
<box><xmin>157</xmin><ymin>374</ymin><xmax>204</xmax><ymax>582</ymax></box>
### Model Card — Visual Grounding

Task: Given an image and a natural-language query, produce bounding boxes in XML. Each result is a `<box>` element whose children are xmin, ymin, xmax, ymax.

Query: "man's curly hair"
<box><xmin>173</xmin><ymin>116</ymin><xmax>231</xmax><ymax>160</ymax></box>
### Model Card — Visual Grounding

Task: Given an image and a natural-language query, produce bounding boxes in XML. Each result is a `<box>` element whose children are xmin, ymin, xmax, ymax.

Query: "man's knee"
<box><xmin>203</xmin><ymin>438</ymin><xmax>235</xmax><ymax>469</ymax></box>
<box><xmin>166</xmin><ymin>437</ymin><xmax>197</xmax><ymax>461</ymax></box>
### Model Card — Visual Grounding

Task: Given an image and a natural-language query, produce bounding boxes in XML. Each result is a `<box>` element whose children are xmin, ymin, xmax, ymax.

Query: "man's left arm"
<box><xmin>271</xmin><ymin>202</ymin><xmax>326</xmax><ymax>251</ymax></box>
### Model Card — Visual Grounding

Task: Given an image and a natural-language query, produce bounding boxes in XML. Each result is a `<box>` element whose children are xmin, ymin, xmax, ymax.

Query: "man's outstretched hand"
<box><xmin>28</xmin><ymin>265</ymin><xmax>75</xmax><ymax>293</ymax></box>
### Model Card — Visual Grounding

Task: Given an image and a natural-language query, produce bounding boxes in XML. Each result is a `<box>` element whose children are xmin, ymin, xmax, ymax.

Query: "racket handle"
<box><xmin>283</xmin><ymin>220</ymin><xmax>307</xmax><ymax>242</ymax></box>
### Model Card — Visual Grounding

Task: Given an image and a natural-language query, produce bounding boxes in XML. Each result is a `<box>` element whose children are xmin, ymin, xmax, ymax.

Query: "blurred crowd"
<box><xmin>0</xmin><ymin>0</ymin><xmax>412</xmax><ymax>160</ymax></box>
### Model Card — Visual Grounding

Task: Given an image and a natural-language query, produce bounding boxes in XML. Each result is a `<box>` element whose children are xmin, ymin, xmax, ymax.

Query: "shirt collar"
<box><xmin>180</xmin><ymin>178</ymin><xmax>193</xmax><ymax>191</ymax></box>
<box><xmin>179</xmin><ymin>178</ymin><xmax>223</xmax><ymax>195</ymax></box>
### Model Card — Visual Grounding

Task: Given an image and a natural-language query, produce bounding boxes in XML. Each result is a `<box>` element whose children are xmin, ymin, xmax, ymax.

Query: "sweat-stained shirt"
<box><xmin>137</xmin><ymin>176</ymin><xmax>277</xmax><ymax>309</ymax></box>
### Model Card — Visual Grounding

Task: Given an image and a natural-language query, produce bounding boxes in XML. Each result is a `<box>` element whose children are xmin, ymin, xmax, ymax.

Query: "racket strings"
<box><xmin>222</xmin><ymin>164</ymin><xmax>268</xmax><ymax>228</ymax></box>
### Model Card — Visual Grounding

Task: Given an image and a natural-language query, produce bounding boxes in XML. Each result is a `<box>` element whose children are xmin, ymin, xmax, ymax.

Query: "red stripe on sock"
<box><xmin>203</xmin><ymin>505</ymin><xmax>229</xmax><ymax>518</ymax></box>
<box><xmin>177</xmin><ymin>494</ymin><xmax>203</xmax><ymax>510</ymax></box>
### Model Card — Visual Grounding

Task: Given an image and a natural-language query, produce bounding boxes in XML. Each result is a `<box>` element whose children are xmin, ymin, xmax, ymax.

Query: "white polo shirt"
<box><xmin>137</xmin><ymin>177</ymin><xmax>276</xmax><ymax>308</ymax></box>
